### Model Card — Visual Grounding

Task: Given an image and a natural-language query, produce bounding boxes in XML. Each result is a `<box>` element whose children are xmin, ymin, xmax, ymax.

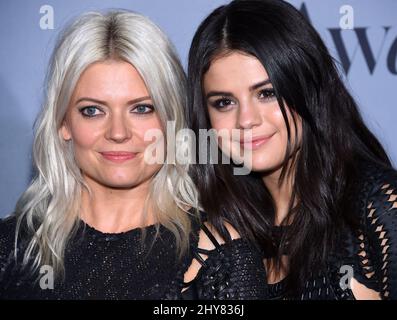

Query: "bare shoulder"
<box><xmin>183</xmin><ymin>220</ymin><xmax>241</xmax><ymax>285</ymax></box>
<box><xmin>198</xmin><ymin>221</ymin><xmax>241</xmax><ymax>251</ymax></box>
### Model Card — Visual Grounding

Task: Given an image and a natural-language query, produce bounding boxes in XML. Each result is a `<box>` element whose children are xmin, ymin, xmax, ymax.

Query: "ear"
<box><xmin>60</xmin><ymin>120</ymin><xmax>72</xmax><ymax>141</ymax></box>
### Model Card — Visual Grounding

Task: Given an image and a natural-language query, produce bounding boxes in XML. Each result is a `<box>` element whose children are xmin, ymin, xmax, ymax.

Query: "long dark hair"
<box><xmin>187</xmin><ymin>0</ymin><xmax>392</xmax><ymax>295</ymax></box>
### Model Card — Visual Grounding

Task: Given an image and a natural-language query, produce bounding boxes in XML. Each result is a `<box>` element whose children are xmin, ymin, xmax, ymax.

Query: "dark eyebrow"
<box><xmin>249</xmin><ymin>79</ymin><xmax>271</xmax><ymax>91</ymax></box>
<box><xmin>205</xmin><ymin>91</ymin><xmax>234</xmax><ymax>99</ymax></box>
<box><xmin>75</xmin><ymin>96</ymin><xmax>151</xmax><ymax>106</ymax></box>
<box><xmin>205</xmin><ymin>79</ymin><xmax>272</xmax><ymax>99</ymax></box>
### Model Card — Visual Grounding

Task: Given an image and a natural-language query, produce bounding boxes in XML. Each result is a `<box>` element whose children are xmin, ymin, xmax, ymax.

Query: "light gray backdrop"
<box><xmin>0</xmin><ymin>0</ymin><xmax>396</xmax><ymax>217</ymax></box>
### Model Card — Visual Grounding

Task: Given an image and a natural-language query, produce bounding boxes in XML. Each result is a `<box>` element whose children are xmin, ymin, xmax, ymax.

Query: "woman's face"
<box><xmin>203</xmin><ymin>51</ymin><xmax>301</xmax><ymax>173</ymax></box>
<box><xmin>60</xmin><ymin>60</ymin><xmax>163</xmax><ymax>189</ymax></box>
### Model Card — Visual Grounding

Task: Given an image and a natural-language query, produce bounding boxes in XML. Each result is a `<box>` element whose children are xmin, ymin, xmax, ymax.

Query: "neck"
<box><xmin>80</xmin><ymin>176</ymin><xmax>154</xmax><ymax>233</ymax></box>
<box><xmin>262</xmin><ymin>160</ymin><xmax>296</xmax><ymax>226</ymax></box>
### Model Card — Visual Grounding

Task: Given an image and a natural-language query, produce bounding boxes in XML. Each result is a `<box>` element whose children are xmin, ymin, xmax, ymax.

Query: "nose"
<box><xmin>105</xmin><ymin>112</ymin><xmax>132</xmax><ymax>143</ymax></box>
<box><xmin>237</xmin><ymin>100</ymin><xmax>262</xmax><ymax>129</ymax></box>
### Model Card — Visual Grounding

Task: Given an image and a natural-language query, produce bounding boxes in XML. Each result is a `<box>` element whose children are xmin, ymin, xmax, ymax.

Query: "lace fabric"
<box><xmin>0</xmin><ymin>212</ymin><xmax>267</xmax><ymax>300</ymax></box>
<box><xmin>181</xmin><ymin>223</ymin><xmax>267</xmax><ymax>299</ymax></box>
<box><xmin>1</xmin><ymin>161</ymin><xmax>395</xmax><ymax>300</ymax></box>
<box><xmin>267</xmin><ymin>162</ymin><xmax>397</xmax><ymax>300</ymax></box>
<box><xmin>0</xmin><ymin>217</ymin><xmax>198</xmax><ymax>299</ymax></box>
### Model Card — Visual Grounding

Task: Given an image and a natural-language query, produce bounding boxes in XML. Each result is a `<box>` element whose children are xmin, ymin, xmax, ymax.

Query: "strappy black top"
<box><xmin>267</xmin><ymin>162</ymin><xmax>397</xmax><ymax>300</ymax></box>
<box><xmin>0</xmin><ymin>212</ymin><xmax>267</xmax><ymax>299</ymax></box>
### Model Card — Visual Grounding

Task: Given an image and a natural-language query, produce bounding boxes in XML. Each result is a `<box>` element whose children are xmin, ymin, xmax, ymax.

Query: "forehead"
<box><xmin>203</xmin><ymin>51</ymin><xmax>269</xmax><ymax>90</ymax></box>
<box><xmin>72</xmin><ymin>60</ymin><xmax>149</xmax><ymax>98</ymax></box>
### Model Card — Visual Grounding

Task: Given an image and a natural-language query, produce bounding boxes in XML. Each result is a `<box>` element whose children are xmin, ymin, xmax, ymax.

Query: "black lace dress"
<box><xmin>267</xmin><ymin>162</ymin><xmax>397</xmax><ymax>300</ymax></box>
<box><xmin>0</xmin><ymin>212</ymin><xmax>267</xmax><ymax>299</ymax></box>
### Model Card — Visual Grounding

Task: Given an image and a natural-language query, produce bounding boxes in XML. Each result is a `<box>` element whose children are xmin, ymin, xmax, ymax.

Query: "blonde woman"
<box><xmin>0</xmin><ymin>11</ymin><xmax>267</xmax><ymax>299</ymax></box>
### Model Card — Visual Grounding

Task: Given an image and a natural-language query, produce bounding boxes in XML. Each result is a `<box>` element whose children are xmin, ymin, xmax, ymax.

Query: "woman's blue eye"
<box><xmin>258</xmin><ymin>89</ymin><xmax>276</xmax><ymax>100</ymax></box>
<box><xmin>79</xmin><ymin>106</ymin><xmax>102</xmax><ymax>117</ymax></box>
<box><xmin>132</xmin><ymin>104</ymin><xmax>154</xmax><ymax>114</ymax></box>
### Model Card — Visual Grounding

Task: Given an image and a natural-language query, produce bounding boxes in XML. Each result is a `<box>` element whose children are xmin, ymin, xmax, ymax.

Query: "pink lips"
<box><xmin>240</xmin><ymin>134</ymin><xmax>274</xmax><ymax>150</ymax></box>
<box><xmin>100</xmin><ymin>151</ymin><xmax>137</xmax><ymax>163</ymax></box>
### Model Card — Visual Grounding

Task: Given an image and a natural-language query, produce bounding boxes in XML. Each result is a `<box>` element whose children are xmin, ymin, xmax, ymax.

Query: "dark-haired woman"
<box><xmin>187</xmin><ymin>0</ymin><xmax>397</xmax><ymax>299</ymax></box>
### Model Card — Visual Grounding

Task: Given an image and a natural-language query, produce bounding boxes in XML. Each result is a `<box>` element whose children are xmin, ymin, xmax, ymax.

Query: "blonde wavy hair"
<box><xmin>13</xmin><ymin>10</ymin><xmax>199</xmax><ymax>276</ymax></box>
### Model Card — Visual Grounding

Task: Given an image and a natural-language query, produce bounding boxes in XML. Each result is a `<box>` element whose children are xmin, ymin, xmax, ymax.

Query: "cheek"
<box><xmin>267</xmin><ymin>106</ymin><xmax>302</xmax><ymax>157</ymax></box>
<box><xmin>267</xmin><ymin>106</ymin><xmax>290</xmax><ymax>146</ymax></box>
<box><xmin>207</xmin><ymin>109</ymin><xmax>241</xmax><ymax>163</ymax></box>
<box><xmin>137</xmin><ymin>117</ymin><xmax>163</xmax><ymax>143</ymax></box>
<box><xmin>270</xmin><ymin>106</ymin><xmax>287</xmax><ymax>132</ymax></box>
<box><xmin>136</xmin><ymin>114</ymin><xmax>162</xmax><ymax>129</ymax></box>
<box><xmin>70</xmin><ymin>122</ymin><xmax>101</xmax><ymax>149</ymax></box>
<box><xmin>274</xmin><ymin>108</ymin><xmax>302</xmax><ymax>146</ymax></box>
<box><xmin>207</xmin><ymin>108</ymin><xmax>236</xmax><ymax>132</ymax></box>
<box><xmin>207</xmin><ymin>109</ymin><xmax>233</xmax><ymax>144</ymax></box>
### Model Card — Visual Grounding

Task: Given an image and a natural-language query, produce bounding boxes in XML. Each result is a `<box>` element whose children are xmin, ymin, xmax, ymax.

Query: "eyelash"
<box><xmin>132</xmin><ymin>104</ymin><xmax>155</xmax><ymax>115</ymax></box>
<box><xmin>210</xmin><ymin>98</ymin><xmax>236</xmax><ymax>109</ymax></box>
<box><xmin>78</xmin><ymin>106</ymin><xmax>104</xmax><ymax>118</ymax></box>
<box><xmin>258</xmin><ymin>88</ymin><xmax>276</xmax><ymax>101</ymax></box>
<box><xmin>78</xmin><ymin>104</ymin><xmax>155</xmax><ymax>118</ymax></box>
<box><xmin>210</xmin><ymin>88</ymin><xmax>276</xmax><ymax>110</ymax></box>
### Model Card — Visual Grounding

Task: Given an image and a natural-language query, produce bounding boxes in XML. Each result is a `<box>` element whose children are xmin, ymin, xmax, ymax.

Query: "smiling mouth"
<box><xmin>99</xmin><ymin>151</ymin><xmax>137</xmax><ymax>163</ymax></box>
<box><xmin>239</xmin><ymin>134</ymin><xmax>274</xmax><ymax>150</ymax></box>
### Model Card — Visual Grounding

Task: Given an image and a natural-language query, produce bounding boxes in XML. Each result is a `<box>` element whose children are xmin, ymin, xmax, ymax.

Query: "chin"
<box><xmin>250</xmin><ymin>158</ymin><xmax>282</xmax><ymax>173</ymax></box>
<box><xmin>99</xmin><ymin>175</ymin><xmax>140</xmax><ymax>189</ymax></box>
<box><xmin>106</xmin><ymin>181</ymin><xmax>139</xmax><ymax>189</ymax></box>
